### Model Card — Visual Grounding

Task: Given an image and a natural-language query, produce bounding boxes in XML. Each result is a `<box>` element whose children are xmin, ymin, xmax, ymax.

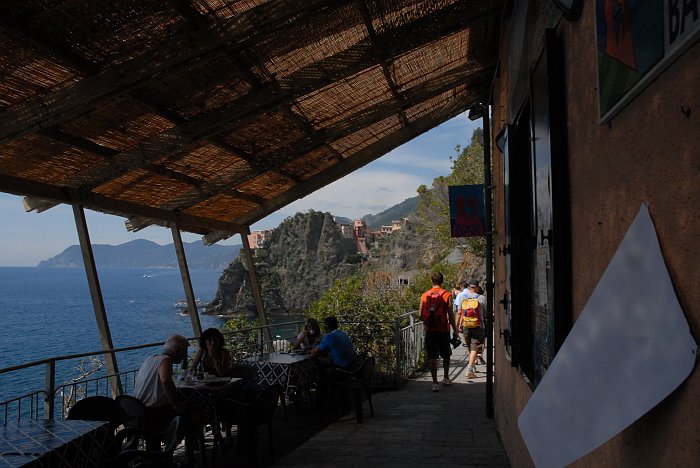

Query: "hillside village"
<box><xmin>247</xmin><ymin>217</ymin><xmax>411</xmax><ymax>255</ymax></box>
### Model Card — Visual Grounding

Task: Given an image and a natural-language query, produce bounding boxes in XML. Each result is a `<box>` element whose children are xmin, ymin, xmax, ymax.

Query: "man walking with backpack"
<box><xmin>419</xmin><ymin>271</ymin><xmax>459</xmax><ymax>392</ymax></box>
<box><xmin>457</xmin><ymin>279</ymin><xmax>486</xmax><ymax>379</ymax></box>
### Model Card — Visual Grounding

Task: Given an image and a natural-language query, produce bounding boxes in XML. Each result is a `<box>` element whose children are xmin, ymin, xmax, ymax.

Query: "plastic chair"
<box><xmin>66</xmin><ymin>395</ymin><xmax>122</xmax><ymax>432</ymax></box>
<box><xmin>112</xmin><ymin>415</ymin><xmax>184</xmax><ymax>468</ymax></box>
<box><xmin>332</xmin><ymin>355</ymin><xmax>375</xmax><ymax>423</ymax></box>
<box><xmin>211</xmin><ymin>385</ymin><xmax>282</xmax><ymax>465</ymax></box>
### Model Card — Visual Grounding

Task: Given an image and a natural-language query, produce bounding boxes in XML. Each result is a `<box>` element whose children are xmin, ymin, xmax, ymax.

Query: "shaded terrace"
<box><xmin>0</xmin><ymin>0</ymin><xmax>506</xmax><ymax>464</ymax></box>
<box><xmin>176</xmin><ymin>345</ymin><xmax>509</xmax><ymax>467</ymax></box>
<box><xmin>0</xmin><ymin>0</ymin><xmax>503</xmax><ymax>385</ymax></box>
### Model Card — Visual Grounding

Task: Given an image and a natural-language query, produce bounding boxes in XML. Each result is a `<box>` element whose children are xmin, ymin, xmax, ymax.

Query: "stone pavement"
<box><xmin>272</xmin><ymin>345</ymin><xmax>510</xmax><ymax>467</ymax></box>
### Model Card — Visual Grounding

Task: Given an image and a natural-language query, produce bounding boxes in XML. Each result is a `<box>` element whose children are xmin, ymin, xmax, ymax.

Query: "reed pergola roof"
<box><xmin>0</xmin><ymin>0</ymin><xmax>504</xmax><ymax>240</ymax></box>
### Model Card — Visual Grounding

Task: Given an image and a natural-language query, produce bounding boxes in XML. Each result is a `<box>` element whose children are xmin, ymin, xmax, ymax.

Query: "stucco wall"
<box><xmin>491</xmin><ymin>0</ymin><xmax>699</xmax><ymax>466</ymax></box>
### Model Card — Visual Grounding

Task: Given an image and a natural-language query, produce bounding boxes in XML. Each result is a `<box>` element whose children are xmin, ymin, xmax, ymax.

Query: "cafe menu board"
<box><xmin>596</xmin><ymin>0</ymin><xmax>700</xmax><ymax>121</ymax></box>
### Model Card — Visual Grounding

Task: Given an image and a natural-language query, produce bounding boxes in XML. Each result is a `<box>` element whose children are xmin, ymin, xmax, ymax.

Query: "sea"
<box><xmin>0</xmin><ymin>267</ymin><xmax>302</xmax><ymax>405</ymax></box>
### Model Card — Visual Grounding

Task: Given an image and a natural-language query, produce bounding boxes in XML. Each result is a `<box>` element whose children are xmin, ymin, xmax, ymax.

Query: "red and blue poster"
<box><xmin>449</xmin><ymin>185</ymin><xmax>485</xmax><ymax>238</ymax></box>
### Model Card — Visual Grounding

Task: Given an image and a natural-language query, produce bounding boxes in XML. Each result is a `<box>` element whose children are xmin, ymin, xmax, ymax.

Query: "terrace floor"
<box><xmin>175</xmin><ymin>345</ymin><xmax>511</xmax><ymax>467</ymax></box>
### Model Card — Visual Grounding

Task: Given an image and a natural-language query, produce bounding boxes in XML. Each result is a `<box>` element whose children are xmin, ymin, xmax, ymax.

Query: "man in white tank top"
<box><xmin>133</xmin><ymin>335</ymin><xmax>189</xmax><ymax>422</ymax></box>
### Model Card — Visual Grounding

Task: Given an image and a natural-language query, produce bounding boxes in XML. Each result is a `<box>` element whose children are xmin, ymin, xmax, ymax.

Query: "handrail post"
<box><xmin>394</xmin><ymin>316</ymin><xmax>402</xmax><ymax>383</ymax></box>
<box><xmin>44</xmin><ymin>360</ymin><xmax>55</xmax><ymax>420</ymax></box>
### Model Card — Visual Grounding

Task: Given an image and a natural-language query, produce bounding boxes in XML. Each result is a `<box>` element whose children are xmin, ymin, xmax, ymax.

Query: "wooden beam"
<box><xmin>23</xmin><ymin>196</ymin><xmax>59</xmax><ymax>213</ymax></box>
<box><xmin>0</xmin><ymin>174</ymin><xmax>247</xmax><ymax>235</ymax></box>
<box><xmin>222</xmin><ymin>189</ymin><xmax>265</xmax><ymax>206</ymax></box>
<box><xmin>240</xmin><ymin>97</ymin><xmax>474</xmax><ymax>225</ymax></box>
<box><xmin>125</xmin><ymin>216</ymin><xmax>165</xmax><ymax>232</ymax></box>
<box><xmin>71</xmin><ymin>59</ymin><xmax>491</xmax><ymax>208</ymax></box>
<box><xmin>240</xmin><ymin>229</ymin><xmax>273</xmax><ymax>348</ymax></box>
<box><xmin>357</xmin><ymin>0</ymin><xmax>409</xmax><ymax>127</ymax></box>
<box><xmin>0</xmin><ymin>17</ymin><xmax>99</xmax><ymax>74</ymax></box>
<box><xmin>0</xmin><ymin>1</ymin><xmax>499</xmax><ymax>151</ymax></box>
<box><xmin>172</xmin><ymin>225</ymin><xmax>203</xmax><ymax>338</ymax></box>
<box><xmin>72</xmin><ymin>204</ymin><xmax>123</xmax><ymax>397</ymax></box>
<box><xmin>0</xmin><ymin>0</ymin><xmax>345</xmax><ymax>142</ymax></box>
<box><xmin>217</xmin><ymin>65</ymin><xmax>492</xmax><ymax>184</ymax></box>
<box><xmin>79</xmin><ymin>64</ymin><xmax>489</xmax><ymax>226</ymax></box>
<box><xmin>167</xmin><ymin>0</ymin><xmax>209</xmax><ymax>31</ymax></box>
<box><xmin>39</xmin><ymin>128</ymin><xmax>120</xmax><ymax>159</ymax></box>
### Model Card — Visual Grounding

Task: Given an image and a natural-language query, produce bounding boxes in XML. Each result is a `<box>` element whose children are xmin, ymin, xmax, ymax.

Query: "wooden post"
<box><xmin>241</xmin><ymin>229</ymin><xmax>273</xmax><ymax>349</ymax></box>
<box><xmin>171</xmin><ymin>225</ymin><xmax>203</xmax><ymax>338</ymax></box>
<box><xmin>482</xmin><ymin>109</ymin><xmax>495</xmax><ymax>419</ymax></box>
<box><xmin>72</xmin><ymin>205</ymin><xmax>123</xmax><ymax>397</ymax></box>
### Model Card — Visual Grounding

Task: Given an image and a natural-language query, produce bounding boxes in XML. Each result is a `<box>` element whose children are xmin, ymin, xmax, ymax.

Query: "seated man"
<box><xmin>311</xmin><ymin>316</ymin><xmax>357</xmax><ymax>369</ymax></box>
<box><xmin>133</xmin><ymin>335</ymin><xmax>189</xmax><ymax>430</ymax></box>
<box><xmin>311</xmin><ymin>317</ymin><xmax>357</xmax><ymax>415</ymax></box>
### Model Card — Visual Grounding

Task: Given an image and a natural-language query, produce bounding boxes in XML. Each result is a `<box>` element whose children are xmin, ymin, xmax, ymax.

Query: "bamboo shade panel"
<box><xmin>330</xmin><ymin>115</ymin><xmax>402</xmax><ymax>157</ymax></box>
<box><xmin>282</xmin><ymin>149</ymin><xmax>338</xmax><ymax>180</ymax></box>
<box><xmin>165</xmin><ymin>144</ymin><xmax>253</xmax><ymax>182</ymax></box>
<box><xmin>0</xmin><ymin>0</ymin><xmax>504</xmax><ymax>238</ymax></box>
<box><xmin>237</xmin><ymin>172</ymin><xmax>295</xmax><ymax>199</ymax></box>
<box><xmin>0</xmin><ymin>135</ymin><xmax>101</xmax><ymax>182</ymax></box>
<box><xmin>295</xmin><ymin>66</ymin><xmax>389</xmax><ymax>129</ymax></box>
<box><xmin>186</xmin><ymin>193</ymin><xmax>260</xmax><ymax>220</ymax></box>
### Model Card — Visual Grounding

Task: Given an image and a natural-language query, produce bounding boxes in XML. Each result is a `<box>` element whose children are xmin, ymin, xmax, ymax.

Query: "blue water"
<box><xmin>0</xmin><ymin>267</ymin><xmax>301</xmax><ymax>405</ymax></box>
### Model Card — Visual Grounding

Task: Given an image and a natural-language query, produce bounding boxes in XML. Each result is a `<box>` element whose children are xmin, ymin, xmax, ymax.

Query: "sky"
<box><xmin>0</xmin><ymin>114</ymin><xmax>481</xmax><ymax>266</ymax></box>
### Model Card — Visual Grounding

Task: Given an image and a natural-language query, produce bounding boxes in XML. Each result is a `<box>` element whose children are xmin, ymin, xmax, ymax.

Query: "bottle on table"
<box><xmin>196</xmin><ymin>354</ymin><xmax>205</xmax><ymax>380</ymax></box>
<box><xmin>179</xmin><ymin>356</ymin><xmax>188</xmax><ymax>382</ymax></box>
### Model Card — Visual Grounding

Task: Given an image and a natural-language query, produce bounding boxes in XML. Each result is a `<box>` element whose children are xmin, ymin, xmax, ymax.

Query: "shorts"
<box><xmin>463</xmin><ymin>326</ymin><xmax>485</xmax><ymax>353</ymax></box>
<box><xmin>425</xmin><ymin>331</ymin><xmax>452</xmax><ymax>360</ymax></box>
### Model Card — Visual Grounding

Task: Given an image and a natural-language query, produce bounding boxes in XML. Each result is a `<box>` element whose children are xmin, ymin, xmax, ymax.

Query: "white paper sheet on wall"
<box><xmin>517</xmin><ymin>203</ymin><xmax>697</xmax><ymax>468</ymax></box>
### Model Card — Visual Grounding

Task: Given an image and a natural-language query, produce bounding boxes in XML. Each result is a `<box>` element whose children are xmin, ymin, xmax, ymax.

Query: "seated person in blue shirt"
<box><xmin>311</xmin><ymin>316</ymin><xmax>356</xmax><ymax>369</ymax></box>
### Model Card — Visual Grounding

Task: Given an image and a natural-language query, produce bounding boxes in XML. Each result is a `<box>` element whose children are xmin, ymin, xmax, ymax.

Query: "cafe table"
<box><xmin>175</xmin><ymin>376</ymin><xmax>242</xmax><ymax>466</ymax></box>
<box><xmin>0</xmin><ymin>419</ymin><xmax>115</xmax><ymax>468</ymax></box>
<box><xmin>176</xmin><ymin>376</ymin><xmax>242</xmax><ymax>421</ymax></box>
<box><xmin>245</xmin><ymin>351</ymin><xmax>318</xmax><ymax>402</ymax></box>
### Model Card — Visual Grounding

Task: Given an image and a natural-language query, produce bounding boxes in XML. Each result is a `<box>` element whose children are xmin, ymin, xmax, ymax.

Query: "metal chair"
<box><xmin>332</xmin><ymin>355</ymin><xmax>375</xmax><ymax>423</ymax></box>
<box><xmin>115</xmin><ymin>394</ymin><xmax>204</xmax><ymax>460</ymax></box>
<box><xmin>66</xmin><ymin>395</ymin><xmax>122</xmax><ymax>432</ymax></box>
<box><xmin>212</xmin><ymin>385</ymin><xmax>282</xmax><ymax>466</ymax></box>
<box><xmin>112</xmin><ymin>415</ymin><xmax>184</xmax><ymax>468</ymax></box>
<box><xmin>114</xmin><ymin>394</ymin><xmax>164</xmax><ymax>451</ymax></box>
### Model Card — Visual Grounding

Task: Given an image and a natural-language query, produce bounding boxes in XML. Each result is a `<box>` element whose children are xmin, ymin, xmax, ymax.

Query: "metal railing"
<box><xmin>1</xmin><ymin>313</ymin><xmax>424</xmax><ymax>422</ymax></box>
<box><xmin>0</xmin><ymin>341</ymin><xmax>167</xmax><ymax>423</ymax></box>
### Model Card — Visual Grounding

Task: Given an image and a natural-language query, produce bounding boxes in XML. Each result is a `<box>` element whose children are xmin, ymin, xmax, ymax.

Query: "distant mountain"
<box><xmin>361</xmin><ymin>196</ymin><xmax>419</xmax><ymax>230</ymax></box>
<box><xmin>38</xmin><ymin>239</ymin><xmax>241</xmax><ymax>269</ymax></box>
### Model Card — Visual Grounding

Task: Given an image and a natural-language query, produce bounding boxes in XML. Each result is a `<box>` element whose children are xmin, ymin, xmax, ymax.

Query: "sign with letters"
<box><xmin>666</xmin><ymin>0</ymin><xmax>700</xmax><ymax>54</ymax></box>
<box><xmin>596</xmin><ymin>0</ymin><xmax>700</xmax><ymax>121</ymax></box>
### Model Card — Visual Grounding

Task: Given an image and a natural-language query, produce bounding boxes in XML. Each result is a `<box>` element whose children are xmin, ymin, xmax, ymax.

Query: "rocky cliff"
<box><xmin>366</xmin><ymin>217</ymin><xmax>486</xmax><ymax>285</ymax></box>
<box><xmin>206</xmin><ymin>211</ymin><xmax>359</xmax><ymax>316</ymax></box>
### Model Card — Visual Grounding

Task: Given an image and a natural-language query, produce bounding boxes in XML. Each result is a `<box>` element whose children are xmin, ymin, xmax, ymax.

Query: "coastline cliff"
<box><xmin>206</xmin><ymin>211</ymin><xmax>360</xmax><ymax>316</ymax></box>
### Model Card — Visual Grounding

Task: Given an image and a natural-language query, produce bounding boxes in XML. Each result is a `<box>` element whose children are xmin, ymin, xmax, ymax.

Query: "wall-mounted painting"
<box><xmin>596</xmin><ymin>0</ymin><xmax>699</xmax><ymax>121</ymax></box>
